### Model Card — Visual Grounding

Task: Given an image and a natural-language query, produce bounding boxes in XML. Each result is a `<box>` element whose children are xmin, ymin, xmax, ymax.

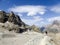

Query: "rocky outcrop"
<box><xmin>8</xmin><ymin>12</ymin><xmax>25</xmax><ymax>26</ymax></box>
<box><xmin>0</xmin><ymin>11</ymin><xmax>25</xmax><ymax>26</ymax></box>
<box><xmin>0</xmin><ymin>11</ymin><xmax>27</xmax><ymax>33</ymax></box>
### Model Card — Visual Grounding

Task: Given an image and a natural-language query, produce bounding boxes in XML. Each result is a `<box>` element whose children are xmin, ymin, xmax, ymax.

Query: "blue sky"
<box><xmin>0</xmin><ymin>0</ymin><xmax>60</xmax><ymax>27</ymax></box>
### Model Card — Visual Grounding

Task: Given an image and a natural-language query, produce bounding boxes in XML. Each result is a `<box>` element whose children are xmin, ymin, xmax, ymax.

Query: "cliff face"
<box><xmin>0</xmin><ymin>11</ymin><xmax>25</xmax><ymax>26</ymax></box>
<box><xmin>0</xmin><ymin>11</ymin><xmax>27</xmax><ymax>33</ymax></box>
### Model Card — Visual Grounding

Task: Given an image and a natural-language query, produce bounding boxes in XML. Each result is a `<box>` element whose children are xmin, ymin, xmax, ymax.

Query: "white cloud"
<box><xmin>48</xmin><ymin>16</ymin><xmax>60</xmax><ymax>22</ymax></box>
<box><xmin>33</xmin><ymin>16</ymin><xmax>43</xmax><ymax>21</ymax></box>
<box><xmin>8</xmin><ymin>5</ymin><xmax>46</xmax><ymax>16</ymax></box>
<box><xmin>51</xmin><ymin>4</ymin><xmax>60</xmax><ymax>13</ymax></box>
<box><xmin>39</xmin><ymin>12</ymin><xmax>45</xmax><ymax>15</ymax></box>
<box><xmin>17</xmin><ymin>13</ymin><xmax>22</xmax><ymax>16</ymax></box>
<box><xmin>21</xmin><ymin>16</ymin><xmax>44</xmax><ymax>26</ymax></box>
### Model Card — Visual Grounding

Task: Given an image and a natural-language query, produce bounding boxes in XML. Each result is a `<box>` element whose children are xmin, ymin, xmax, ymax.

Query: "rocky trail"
<box><xmin>0</xmin><ymin>31</ymin><xmax>56</xmax><ymax>45</ymax></box>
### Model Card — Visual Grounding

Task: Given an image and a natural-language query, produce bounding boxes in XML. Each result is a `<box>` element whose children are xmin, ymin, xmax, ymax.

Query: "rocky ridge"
<box><xmin>0</xmin><ymin>11</ymin><xmax>28</xmax><ymax>33</ymax></box>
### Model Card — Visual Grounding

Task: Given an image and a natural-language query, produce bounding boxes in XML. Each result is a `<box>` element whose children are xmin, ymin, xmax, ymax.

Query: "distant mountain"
<box><xmin>30</xmin><ymin>25</ymin><xmax>41</xmax><ymax>32</ymax></box>
<box><xmin>52</xmin><ymin>20</ymin><xmax>60</xmax><ymax>26</ymax></box>
<box><xmin>43</xmin><ymin>20</ymin><xmax>60</xmax><ymax>33</ymax></box>
<box><xmin>40</xmin><ymin>27</ymin><xmax>45</xmax><ymax>32</ymax></box>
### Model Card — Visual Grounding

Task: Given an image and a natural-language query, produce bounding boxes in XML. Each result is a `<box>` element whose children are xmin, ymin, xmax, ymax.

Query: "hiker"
<box><xmin>45</xmin><ymin>31</ymin><xmax>47</xmax><ymax>34</ymax></box>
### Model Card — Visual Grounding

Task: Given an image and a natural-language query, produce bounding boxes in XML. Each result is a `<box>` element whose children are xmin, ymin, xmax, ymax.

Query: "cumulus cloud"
<box><xmin>8</xmin><ymin>5</ymin><xmax>46</xmax><ymax>16</ymax></box>
<box><xmin>51</xmin><ymin>4</ymin><xmax>60</xmax><ymax>13</ymax></box>
<box><xmin>48</xmin><ymin>16</ymin><xmax>60</xmax><ymax>22</ymax></box>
